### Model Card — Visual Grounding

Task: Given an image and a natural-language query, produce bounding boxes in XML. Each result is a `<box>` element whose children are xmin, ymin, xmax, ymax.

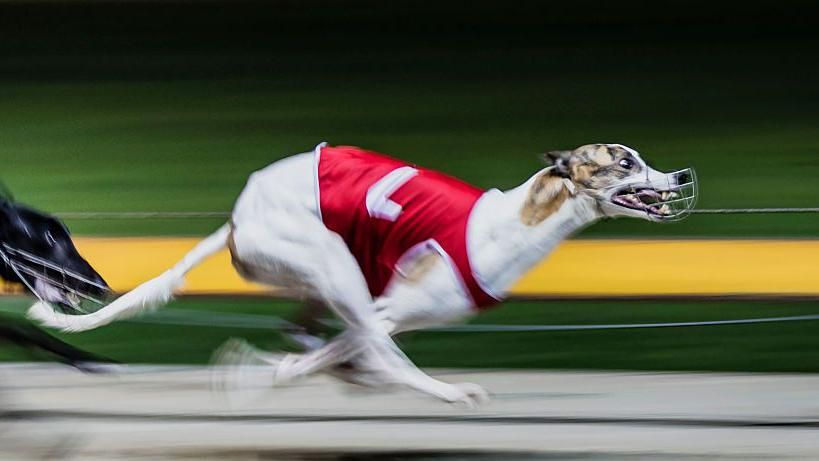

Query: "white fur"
<box><xmin>28</xmin><ymin>224</ymin><xmax>230</xmax><ymax>332</ymax></box>
<box><xmin>28</xmin><ymin>143</ymin><xmax>674</xmax><ymax>405</ymax></box>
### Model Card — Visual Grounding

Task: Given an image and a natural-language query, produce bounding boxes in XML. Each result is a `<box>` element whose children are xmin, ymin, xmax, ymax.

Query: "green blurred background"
<box><xmin>2</xmin><ymin>0</ymin><xmax>819</xmax><ymax>370</ymax></box>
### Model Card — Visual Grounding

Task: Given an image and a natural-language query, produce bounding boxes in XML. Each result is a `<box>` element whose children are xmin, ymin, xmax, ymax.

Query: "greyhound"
<box><xmin>30</xmin><ymin>143</ymin><xmax>696</xmax><ymax>405</ymax></box>
<box><xmin>0</xmin><ymin>193</ymin><xmax>112</xmax><ymax>370</ymax></box>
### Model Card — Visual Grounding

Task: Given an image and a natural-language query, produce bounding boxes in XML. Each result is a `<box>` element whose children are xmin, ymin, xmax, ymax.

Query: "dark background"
<box><xmin>2</xmin><ymin>0</ymin><xmax>819</xmax><ymax>237</ymax></box>
<box><xmin>2</xmin><ymin>1</ymin><xmax>818</xmax><ymax>81</ymax></box>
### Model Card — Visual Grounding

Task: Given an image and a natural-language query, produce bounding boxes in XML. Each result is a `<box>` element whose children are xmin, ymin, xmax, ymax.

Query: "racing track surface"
<box><xmin>1</xmin><ymin>365</ymin><xmax>818</xmax><ymax>460</ymax></box>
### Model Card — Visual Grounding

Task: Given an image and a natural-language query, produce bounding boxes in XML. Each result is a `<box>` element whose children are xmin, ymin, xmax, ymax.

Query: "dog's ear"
<box><xmin>543</xmin><ymin>150</ymin><xmax>572</xmax><ymax>178</ymax></box>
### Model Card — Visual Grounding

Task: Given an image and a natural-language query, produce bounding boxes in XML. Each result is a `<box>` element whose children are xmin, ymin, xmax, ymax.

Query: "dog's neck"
<box><xmin>469</xmin><ymin>168</ymin><xmax>603</xmax><ymax>297</ymax></box>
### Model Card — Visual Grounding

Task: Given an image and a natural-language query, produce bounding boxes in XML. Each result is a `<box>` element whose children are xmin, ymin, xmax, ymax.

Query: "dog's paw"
<box><xmin>443</xmin><ymin>382</ymin><xmax>491</xmax><ymax>409</ymax></box>
<box><xmin>210</xmin><ymin>338</ymin><xmax>276</xmax><ymax>404</ymax></box>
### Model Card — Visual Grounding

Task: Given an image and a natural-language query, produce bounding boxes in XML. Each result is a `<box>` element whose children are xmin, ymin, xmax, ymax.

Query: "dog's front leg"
<box><xmin>285</xmin><ymin>324</ymin><xmax>489</xmax><ymax>405</ymax></box>
<box><xmin>358</xmin><ymin>334</ymin><xmax>489</xmax><ymax>406</ymax></box>
<box><xmin>285</xmin><ymin>332</ymin><xmax>489</xmax><ymax>406</ymax></box>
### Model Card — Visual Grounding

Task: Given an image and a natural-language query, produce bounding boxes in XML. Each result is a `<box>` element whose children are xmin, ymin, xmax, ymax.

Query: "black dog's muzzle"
<box><xmin>0</xmin><ymin>194</ymin><xmax>111</xmax><ymax>314</ymax></box>
<box><xmin>0</xmin><ymin>243</ymin><xmax>111</xmax><ymax>313</ymax></box>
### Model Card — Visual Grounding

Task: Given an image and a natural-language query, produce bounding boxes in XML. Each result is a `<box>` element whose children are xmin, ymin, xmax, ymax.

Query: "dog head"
<box><xmin>0</xmin><ymin>198</ymin><xmax>110</xmax><ymax>312</ymax></box>
<box><xmin>545</xmin><ymin>144</ymin><xmax>697</xmax><ymax>221</ymax></box>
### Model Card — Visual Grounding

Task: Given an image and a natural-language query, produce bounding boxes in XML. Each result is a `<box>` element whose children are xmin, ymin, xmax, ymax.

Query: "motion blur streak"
<box><xmin>3</xmin><ymin>0</ymin><xmax>819</xmax><ymax>459</ymax></box>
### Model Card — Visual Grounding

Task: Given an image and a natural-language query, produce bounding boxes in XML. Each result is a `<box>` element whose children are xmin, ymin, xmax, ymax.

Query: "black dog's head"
<box><xmin>0</xmin><ymin>196</ymin><xmax>110</xmax><ymax>312</ymax></box>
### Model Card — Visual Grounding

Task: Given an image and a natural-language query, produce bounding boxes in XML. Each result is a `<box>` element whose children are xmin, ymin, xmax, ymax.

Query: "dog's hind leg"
<box><xmin>225</xmin><ymin>215</ymin><xmax>381</xmax><ymax>376</ymax></box>
<box><xmin>230</xmin><ymin>211</ymin><xmax>382</xmax><ymax>329</ymax></box>
<box><xmin>226</xmin><ymin>218</ymin><xmax>487</xmax><ymax>405</ymax></box>
<box><xmin>219</xmin><ymin>329</ymin><xmax>487</xmax><ymax>405</ymax></box>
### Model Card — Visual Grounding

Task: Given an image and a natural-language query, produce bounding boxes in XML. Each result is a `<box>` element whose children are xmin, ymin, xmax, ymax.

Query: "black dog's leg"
<box><xmin>0</xmin><ymin>313</ymin><xmax>114</xmax><ymax>371</ymax></box>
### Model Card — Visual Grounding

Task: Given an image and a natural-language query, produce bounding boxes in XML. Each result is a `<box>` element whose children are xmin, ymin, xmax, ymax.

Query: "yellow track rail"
<box><xmin>49</xmin><ymin>238</ymin><xmax>819</xmax><ymax>297</ymax></box>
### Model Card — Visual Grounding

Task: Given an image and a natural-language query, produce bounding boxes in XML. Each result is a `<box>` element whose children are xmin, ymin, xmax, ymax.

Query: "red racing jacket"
<box><xmin>316</xmin><ymin>144</ymin><xmax>500</xmax><ymax>309</ymax></box>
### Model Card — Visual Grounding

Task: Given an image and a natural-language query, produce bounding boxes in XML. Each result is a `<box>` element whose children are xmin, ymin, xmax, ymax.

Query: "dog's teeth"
<box><xmin>661</xmin><ymin>192</ymin><xmax>670</xmax><ymax>201</ymax></box>
<box><xmin>659</xmin><ymin>204</ymin><xmax>671</xmax><ymax>214</ymax></box>
<box><xmin>669</xmin><ymin>192</ymin><xmax>679</xmax><ymax>199</ymax></box>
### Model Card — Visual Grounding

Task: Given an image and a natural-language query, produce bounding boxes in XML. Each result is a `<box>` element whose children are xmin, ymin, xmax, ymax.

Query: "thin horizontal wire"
<box><xmin>116</xmin><ymin>308</ymin><xmax>819</xmax><ymax>332</ymax></box>
<box><xmin>2</xmin><ymin>304</ymin><xmax>818</xmax><ymax>332</ymax></box>
<box><xmin>428</xmin><ymin>313</ymin><xmax>819</xmax><ymax>332</ymax></box>
<box><xmin>691</xmin><ymin>208</ymin><xmax>819</xmax><ymax>214</ymax></box>
<box><xmin>53</xmin><ymin>208</ymin><xmax>819</xmax><ymax>219</ymax></box>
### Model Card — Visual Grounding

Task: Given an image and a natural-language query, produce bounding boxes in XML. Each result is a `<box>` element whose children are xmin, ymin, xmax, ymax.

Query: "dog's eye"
<box><xmin>619</xmin><ymin>158</ymin><xmax>634</xmax><ymax>170</ymax></box>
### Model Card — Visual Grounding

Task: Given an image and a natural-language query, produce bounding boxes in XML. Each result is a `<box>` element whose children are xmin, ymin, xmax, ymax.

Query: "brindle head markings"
<box><xmin>543</xmin><ymin>144</ymin><xmax>644</xmax><ymax>189</ymax></box>
<box><xmin>542</xmin><ymin>143</ymin><xmax>697</xmax><ymax>222</ymax></box>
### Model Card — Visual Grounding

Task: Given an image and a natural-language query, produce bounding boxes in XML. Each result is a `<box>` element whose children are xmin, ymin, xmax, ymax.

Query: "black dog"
<box><xmin>0</xmin><ymin>189</ymin><xmax>112</xmax><ymax>369</ymax></box>
<box><xmin>0</xmin><ymin>312</ymin><xmax>111</xmax><ymax>371</ymax></box>
<box><xmin>0</xmin><ymin>196</ymin><xmax>109</xmax><ymax>308</ymax></box>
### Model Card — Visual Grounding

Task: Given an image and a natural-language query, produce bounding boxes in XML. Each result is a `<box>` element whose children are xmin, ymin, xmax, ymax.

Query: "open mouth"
<box><xmin>611</xmin><ymin>187</ymin><xmax>680</xmax><ymax>218</ymax></box>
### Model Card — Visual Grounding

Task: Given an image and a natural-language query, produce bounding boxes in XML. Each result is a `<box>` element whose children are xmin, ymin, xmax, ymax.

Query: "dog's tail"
<box><xmin>28</xmin><ymin>223</ymin><xmax>231</xmax><ymax>333</ymax></box>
